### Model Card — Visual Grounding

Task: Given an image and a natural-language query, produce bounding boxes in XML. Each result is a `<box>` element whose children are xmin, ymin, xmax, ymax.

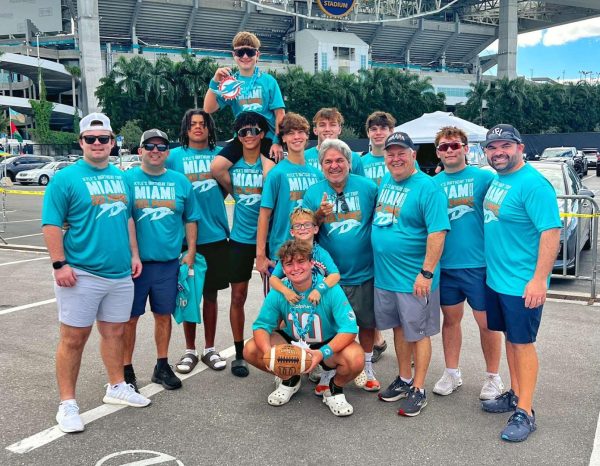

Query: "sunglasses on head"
<box><xmin>233</xmin><ymin>47</ymin><xmax>257</xmax><ymax>58</ymax></box>
<box><xmin>143</xmin><ymin>143</ymin><xmax>168</xmax><ymax>152</ymax></box>
<box><xmin>437</xmin><ymin>142</ymin><xmax>465</xmax><ymax>152</ymax></box>
<box><xmin>82</xmin><ymin>135</ymin><xmax>112</xmax><ymax>144</ymax></box>
<box><xmin>237</xmin><ymin>127</ymin><xmax>263</xmax><ymax>138</ymax></box>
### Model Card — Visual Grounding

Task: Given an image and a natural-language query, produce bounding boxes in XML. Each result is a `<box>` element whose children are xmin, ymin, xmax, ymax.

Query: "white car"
<box><xmin>15</xmin><ymin>161</ymin><xmax>72</xmax><ymax>185</ymax></box>
<box><xmin>114</xmin><ymin>155</ymin><xmax>142</xmax><ymax>170</ymax></box>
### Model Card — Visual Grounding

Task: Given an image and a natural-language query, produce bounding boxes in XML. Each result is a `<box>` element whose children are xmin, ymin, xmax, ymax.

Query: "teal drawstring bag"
<box><xmin>174</xmin><ymin>253</ymin><xmax>207</xmax><ymax>325</ymax></box>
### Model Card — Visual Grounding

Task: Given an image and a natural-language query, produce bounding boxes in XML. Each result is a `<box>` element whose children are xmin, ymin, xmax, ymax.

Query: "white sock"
<box><xmin>112</xmin><ymin>381</ymin><xmax>127</xmax><ymax>389</ymax></box>
<box><xmin>185</xmin><ymin>349</ymin><xmax>198</xmax><ymax>356</ymax></box>
<box><xmin>419</xmin><ymin>388</ymin><xmax>425</xmax><ymax>394</ymax></box>
<box><xmin>446</xmin><ymin>368</ymin><xmax>460</xmax><ymax>377</ymax></box>
<box><xmin>486</xmin><ymin>372</ymin><xmax>500</xmax><ymax>379</ymax></box>
<box><xmin>203</xmin><ymin>347</ymin><xmax>215</xmax><ymax>356</ymax></box>
<box><xmin>365</xmin><ymin>352</ymin><xmax>373</xmax><ymax>363</ymax></box>
<box><xmin>60</xmin><ymin>399</ymin><xmax>77</xmax><ymax>406</ymax></box>
<box><xmin>400</xmin><ymin>376</ymin><xmax>412</xmax><ymax>384</ymax></box>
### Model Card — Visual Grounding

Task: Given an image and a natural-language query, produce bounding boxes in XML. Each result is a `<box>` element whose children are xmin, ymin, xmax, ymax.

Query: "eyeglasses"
<box><xmin>237</xmin><ymin>127</ymin><xmax>263</xmax><ymax>138</ymax></box>
<box><xmin>82</xmin><ymin>135</ymin><xmax>112</xmax><ymax>144</ymax></box>
<box><xmin>233</xmin><ymin>47</ymin><xmax>257</xmax><ymax>58</ymax></box>
<box><xmin>437</xmin><ymin>142</ymin><xmax>465</xmax><ymax>152</ymax></box>
<box><xmin>291</xmin><ymin>222</ymin><xmax>315</xmax><ymax>231</ymax></box>
<box><xmin>143</xmin><ymin>143</ymin><xmax>168</xmax><ymax>152</ymax></box>
<box><xmin>336</xmin><ymin>192</ymin><xmax>349</xmax><ymax>214</ymax></box>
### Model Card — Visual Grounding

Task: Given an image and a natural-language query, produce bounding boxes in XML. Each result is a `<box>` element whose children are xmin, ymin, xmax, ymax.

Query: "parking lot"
<box><xmin>1</xmin><ymin>175</ymin><xmax>600</xmax><ymax>465</ymax></box>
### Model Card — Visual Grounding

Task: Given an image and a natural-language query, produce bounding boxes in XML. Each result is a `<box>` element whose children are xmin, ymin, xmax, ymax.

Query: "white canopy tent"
<box><xmin>395</xmin><ymin>111</ymin><xmax>488</xmax><ymax>144</ymax></box>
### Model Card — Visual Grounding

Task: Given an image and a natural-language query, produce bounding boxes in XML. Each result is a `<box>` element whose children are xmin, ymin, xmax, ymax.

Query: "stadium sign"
<box><xmin>317</xmin><ymin>0</ymin><xmax>356</xmax><ymax>18</ymax></box>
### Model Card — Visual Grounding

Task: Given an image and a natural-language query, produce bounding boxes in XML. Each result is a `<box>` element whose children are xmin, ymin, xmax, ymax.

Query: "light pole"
<box><xmin>35</xmin><ymin>33</ymin><xmax>41</xmax><ymax>96</ymax></box>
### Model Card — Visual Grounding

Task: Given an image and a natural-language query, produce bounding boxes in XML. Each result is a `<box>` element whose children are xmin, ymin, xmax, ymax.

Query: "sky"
<box><xmin>480</xmin><ymin>17</ymin><xmax>600</xmax><ymax>82</ymax></box>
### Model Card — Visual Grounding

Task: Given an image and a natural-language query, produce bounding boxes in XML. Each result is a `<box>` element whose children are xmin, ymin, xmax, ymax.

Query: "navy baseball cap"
<box><xmin>384</xmin><ymin>132</ymin><xmax>416</xmax><ymax>151</ymax></box>
<box><xmin>484</xmin><ymin>124</ymin><xmax>522</xmax><ymax>148</ymax></box>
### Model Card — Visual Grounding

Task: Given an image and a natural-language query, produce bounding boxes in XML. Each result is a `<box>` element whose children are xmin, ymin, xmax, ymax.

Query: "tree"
<box><xmin>119</xmin><ymin>120</ymin><xmax>143</xmax><ymax>150</ymax></box>
<box><xmin>179</xmin><ymin>55</ymin><xmax>215</xmax><ymax>108</ymax></box>
<box><xmin>64</xmin><ymin>64</ymin><xmax>81</xmax><ymax>110</ymax></box>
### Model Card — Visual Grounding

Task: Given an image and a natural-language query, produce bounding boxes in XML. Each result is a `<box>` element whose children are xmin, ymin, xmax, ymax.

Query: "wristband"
<box><xmin>209</xmin><ymin>79</ymin><xmax>219</xmax><ymax>91</ymax></box>
<box><xmin>319</xmin><ymin>344</ymin><xmax>334</xmax><ymax>360</ymax></box>
<box><xmin>316</xmin><ymin>282</ymin><xmax>329</xmax><ymax>296</ymax></box>
<box><xmin>272</xmin><ymin>135</ymin><xmax>280</xmax><ymax>145</ymax></box>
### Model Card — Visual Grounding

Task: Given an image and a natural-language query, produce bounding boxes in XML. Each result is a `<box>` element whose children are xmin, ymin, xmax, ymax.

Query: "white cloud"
<box><xmin>518</xmin><ymin>30</ymin><xmax>543</xmax><ymax>47</ymax></box>
<box><xmin>542</xmin><ymin>17</ymin><xmax>600</xmax><ymax>46</ymax></box>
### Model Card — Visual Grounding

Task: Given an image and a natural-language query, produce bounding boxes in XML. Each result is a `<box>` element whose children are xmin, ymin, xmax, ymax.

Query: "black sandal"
<box><xmin>231</xmin><ymin>358</ymin><xmax>249</xmax><ymax>377</ymax></box>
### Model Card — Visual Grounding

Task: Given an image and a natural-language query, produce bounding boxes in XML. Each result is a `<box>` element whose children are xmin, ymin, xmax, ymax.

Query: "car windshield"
<box><xmin>530</xmin><ymin>166</ymin><xmax>565</xmax><ymax>195</ymax></box>
<box><xmin>41</xmin><ymin>162</ymin><xmax>60</xmax><ymax>170</ymax></box>
<box><xmin>541</xmin><ymin>149</ymin><xmax>571</xmax><ymax>159</ymax></box>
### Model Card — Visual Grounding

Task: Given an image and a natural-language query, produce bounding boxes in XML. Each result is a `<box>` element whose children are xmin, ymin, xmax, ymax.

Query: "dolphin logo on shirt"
<box><xmin>373</xmin><ymin>211</ymin><xmax>393</xmax><ymax>226</ymax></box>
<box><xmin>328</xmin><ymin>219</ymin><xmax>361</xmax><ymax>235</ymax></box>
<box><xmin>138</xmin><ymin>207</ymin><xmax>174</xmax><ymax>222</ymax></box>
<box><xmin>448</xmin><ymin>205</ymin><xmax>475</xmax><ymax>222</ymax></box>
<box><xmin>192</xmin><ymin>179</ymin><xmax>217</xmax><ymax>192</ymax></box>
<box><xmin>238</xmin><ymin>193</ymin><xmax>262</xmax><ymax>206</ymax></box>
<box><xmin>483</xmin><ymin>208</ymin><xmax>499</xmax><ymax>223</ymax></box>
<box><xmin>96</xmin><ymin>201</ymin><xmax>127</xmax><ymax>219</ymax></box>
<box><xmin>242</xmin><ymin>103</ymin><xmax>262</xmax><ymax>112</ymax></box>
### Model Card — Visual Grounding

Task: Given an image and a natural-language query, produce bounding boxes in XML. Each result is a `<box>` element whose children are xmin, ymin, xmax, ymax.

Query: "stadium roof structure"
<box><xmin>56</xmin><ymin>0</ymin><xmax>600</xmax><ymax>68</ymax></box>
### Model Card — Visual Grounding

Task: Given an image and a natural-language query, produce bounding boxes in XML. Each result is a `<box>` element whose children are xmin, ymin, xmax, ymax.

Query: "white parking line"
<box><xmin>3</xmin><ymin>218</ymin><xmax>41</xmax><ymax>224</ymax></box>
<box><xmin>591</xmin><ymin>413</ymin><xmax>600</xmax><ymax>465</ymax></box>
<box><xmin>0</xmin><ymin>254</ymin><xmax>48</xmax><ymax>266</ymax></box>
<box><xmin>3</xmin><ymin>232</ymin><xmax>44</xmax><ymax>240</ymax></box>
<box><xmin>5</xmin><ymin>345</ymin><xmax>236</xmax><ymax>454</ymax></box>
<box><xmin>0</xmin><ymin>298</ymin><xmax>56</xmax><ymax>316</ymax></box>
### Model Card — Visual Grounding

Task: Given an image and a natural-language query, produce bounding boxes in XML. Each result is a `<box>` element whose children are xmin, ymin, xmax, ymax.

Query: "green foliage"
<box><xmin>119</xmin><ymin>120</ymin><xmax>143</xmax><ymax>150</ymax></box>
<box><xmin>0</xmin><ymin>112</ymin><xmax>8</xmax><ymax>134</ymax></box>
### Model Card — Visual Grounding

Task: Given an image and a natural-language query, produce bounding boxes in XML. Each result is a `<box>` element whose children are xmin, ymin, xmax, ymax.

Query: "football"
<box><xmin>263</xmin><ymin>344</ymin><xmax>313</xmax><ymax>379</ymax></box>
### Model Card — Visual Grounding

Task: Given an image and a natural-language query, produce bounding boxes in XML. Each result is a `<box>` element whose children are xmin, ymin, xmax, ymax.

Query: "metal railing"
<box><xmin>551</xmin><ymin>194</ymin><xmax>599</xmax><ymax>299</ymax></box>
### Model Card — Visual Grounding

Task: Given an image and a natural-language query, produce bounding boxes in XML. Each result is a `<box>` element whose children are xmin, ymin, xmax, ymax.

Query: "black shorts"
<box><xmin>218</xmin><ymin>138</ymin><xmax>274</xmax><ymax>164</ymax></box>
<box><xmin>228</xmin><ymin>240</ymin><xmax>256</xmax><ymax>283</ymax></box>
<box><xmin>183</xmin><ymin>239</ymin><xmax>230</xmax><ymax>293</ymax></box>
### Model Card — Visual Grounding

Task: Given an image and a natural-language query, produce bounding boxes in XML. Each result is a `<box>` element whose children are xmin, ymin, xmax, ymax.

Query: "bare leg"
<box><xmin>509</xmin><ymin>342</ymin><xmax>538</xmax><ymax>415</ymax></box>
<box><xmin>374</xmin><ymin>329</ymin><xmax>386</xmax><ymax>347</ymax></box>
<box><xmin>123</xmin><ymin>316</ymin><xmax>139</xmax><ymax>365</ymax></box>
<box><xmin>183</xmin><ymin>322</ymin><xmax>197</xmax><ymax>350</ymax></box>
<box><xmin>330</xmin><ymin>342</ymin><xmax>364</xmax><ymax>386</ymax></box>
<box><xmin>56</xmin><ymin>324</ymin><xmax>92</xmax><ymax>400</ymax></box>
<box><xmin>393</xmin><ymin>326</ymin><xmax>413</xmax><ymax>380</ymax></box>
<box><xmin>230</xmin><ymin>282</ymin><xmax>249</xmax><ymax>342</ymax></box>
<box><xmin>505</xmin><ymin>335</ymin><xmax>520</xmax><ymax>396</ymax></box>
<box><xmin>97</xmin><ymin>321</ymin><xmax>126</xmax><ymax>385</ymax></box>
<box><xmin>358</xmin><ymin>327</ymin><xmax>375</xmax><ymax>353</ymax></box>
<box><xmin>203</xmin><ymin>290</ymin><xmax>218</xmax><ymax>349</ymax></box>
<box><xmin>440</xmin><ymin>303</ymin><xmax>464</xmax><ymax>369</ymax></box>
<box><xmin>412</xmin><ymin>336</ymin><xmax>432</xmax><ymax>389</ymax></box>
<box><xmin>154</xmin><ymin>313</ymin><xmax>172</xmax><ymax>359</ymax></box>
<box><xmin>472</xmin><ymin>310</ymin><xmax>502</xmax><ymax>373</ymax></box>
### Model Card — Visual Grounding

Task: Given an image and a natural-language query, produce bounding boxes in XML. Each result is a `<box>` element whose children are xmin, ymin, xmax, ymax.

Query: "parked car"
<box><xmin>115</xmin><ymin>154</ymin><xmax>142</xmax><ymax>171</ymax></box>
<box><xmin>15</xmin><ymin>161</ymin><xmax>73</xmax><ymax>186</ymax></box>
<box><xmin>539</xmin><ymin>146</ymin><xmax>587</xmax><ymax>177</ymax></box>
<box><xmin>580</xmin><ymin>147</ymin><xmax>598</xmax><ymax>169</ymax></box>
<box><xmin>0</xmin><ymin>155</ymin><xmax>54</xmax><ymax>181</ymax></box>
<box><xmin>529</xmin><ymin>161</ymin><xmax>594</xmax><ymax>272</ymax></box>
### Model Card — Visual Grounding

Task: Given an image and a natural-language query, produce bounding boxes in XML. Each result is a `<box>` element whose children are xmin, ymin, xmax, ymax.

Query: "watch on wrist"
<box><xmin>420</xmin><ymin>269</ymin><xmax>434</xmax><ymax>279</ymax></box>
<box><xmin>52</xmin><ymin>260</ymin><xmax>68</xmax><ymax>270</ymax></box>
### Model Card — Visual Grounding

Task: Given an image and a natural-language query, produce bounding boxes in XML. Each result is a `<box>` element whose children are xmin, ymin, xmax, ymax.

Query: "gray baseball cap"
<box><xmin>140</xmin><ymin>129</ymin><xmax>169</xmax><ymax>146</ymax></box>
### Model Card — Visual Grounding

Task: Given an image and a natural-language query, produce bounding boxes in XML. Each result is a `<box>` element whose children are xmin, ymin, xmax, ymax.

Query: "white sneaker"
<box><xmin>322</xmin><ymin>391</ymin><xmax>354</xmax><ymax>417</ymax></box>
<box><xmin>103</xmin><ymin>383</ymin><xmax>151</xmax><ymax>407</ymax></box>
<box><xmin>56</xmin><ymin>402</ymin><xmax>84</xmax><ymax>433</ymax></box>
<box><xmin>433</xmin><ymin>370</ymin><xmax>463</xmax><ymax>396</ymax></box>
<box><xmin>268</xmin><ymin>378</ymin><xmax>301</xmax><ymax>406</ymax></box>
<box><xmin>308</xmin><ymin>364</ymin><xmax>323</xmax><ymax>383</ymax></box>
<box><xmin>480</xmin><ymin>374</ymin><xmax>505</xmax><ymax>400</ymax></box>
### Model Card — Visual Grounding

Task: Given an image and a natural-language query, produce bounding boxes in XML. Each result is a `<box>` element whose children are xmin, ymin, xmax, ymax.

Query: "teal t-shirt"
<box><xmin>371</xmin><ymin>171</ymin><xmax>450</xmax><ymax>292</ymax></box>
<box><xmin>303</xmin><ymin>175</ymin><xmax>378</xmax><ymax>285</ymax></box>
<box><xmin>41</xmin><ymin>159</ymin><xmax>132</xmax><ymax>279</ymax></box>
<box><xmin>304</xmin><ymin>146</ymin><xmax>365</xmax><ymax>176</ymax></box>
<box><xmin>434</xmin><ymin>166</ymin><xmax>495</xmax><ymax>269</ymax></box>
<box><xmin>166</xmin><ymin>145</ymin><xmax>229</xmax><ymax>245</ymax></box>
<box><xmin>483</xmin><ymin>163</ymin><xmax>561</xmax><ymax>296</ymax></box>
<box><xmin>229</xmin><ymin>156</ymin><xmax>264</xmax><ymax>245</ymax></box>
<box><xmin>253</xmin><ymin>276</ymin><xmax>358</xmax><ymax>343</ymax></box>
<box><xmin>124</xmin><ymin>167</ymin><xmax>200</xmax><ymax>262</ymax></box>
<box><xmin>260</xmin><ymin>158</ymin><xmax>323</xmax><ymax>259</ymax></box>
<box><xmin>215</xmin><ymin>70</ymin><xmax>284</xmax><ymax>141</ymax></box>
<box><xmin>272</xmin><ymin>243</ymin><xmax>339</xmax><ymax>278</ymax></box>
<box><xmin>361</xmin><ymin>151</ymin><xmax>421</xmax><ymax>186</ymax></box>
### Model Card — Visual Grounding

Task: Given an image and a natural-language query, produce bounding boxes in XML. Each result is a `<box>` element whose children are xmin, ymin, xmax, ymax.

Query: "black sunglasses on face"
<box><xmin>234</xmin><ymin>47</ymin><xmax>257</xmax><ymax>58</ymax></box>
<box><xmin>336</xmin><ymin>192</ymin><xmax>349</xmax><ymax>213</ymax></box>
<box><xmin>82</xmin><ymin>135</ymin><xmax>112</xmax><ymax>144</ymax></box>
<box><xmin>143</xmin><ymin>143</ymin><xmax>168</xmax><ymax>152</ymax></box>
<box><xmin>238</xmin><ymin>127</ymin><xmax>263</xmax><ymax>138</ymax></box>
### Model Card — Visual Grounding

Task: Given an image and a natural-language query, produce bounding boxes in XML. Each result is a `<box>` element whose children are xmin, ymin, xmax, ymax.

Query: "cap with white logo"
<box><xmin>483</xmin><ymin>124</ymin><xmax>522</xmax><ymax>148</ymax></box>
<box><xmin>384</xmin><ymin>132</ymin><xmax>416</xmax><ymax>151</ymax></box>
<box><xmin>140</xmin><ymin>129</ymin><xmax>169</xmax><ymax>146</ymax></box>
<box><xmin>79</xmin><ymin>113</ymin><xmax>113</xmax><ymax>135</ymax></box>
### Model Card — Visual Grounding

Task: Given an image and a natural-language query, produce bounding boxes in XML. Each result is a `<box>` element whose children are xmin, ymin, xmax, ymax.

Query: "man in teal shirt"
<box><xmin>42</xmin><ymin>113</ymin><xmax>150</xmax><ymax>434</ymax></box>
<box><xmin>372</xmin><ymin>132</ymin><xmax>449</xmax><ymax>417</ymax></box>
<box><xmin>166</xmin><ymin>110</ymin><xmax>230</xmax><ymax>373</ymax></box>
<box><xmin>123</xmin><ymin>129</ymin><xmax>200</xmax><ymax>391</ymax></box>
<box><xmin>481</xmin><ymin>124</ymin><xmax>561</xmax><ymax>442</ymax></box>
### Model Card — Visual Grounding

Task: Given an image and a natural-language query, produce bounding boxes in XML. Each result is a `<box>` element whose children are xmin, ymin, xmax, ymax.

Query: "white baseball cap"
<box><xmin>79</xmin><ymin>113</ymin><xmax>113</xmax><ymax>135</ymax></box>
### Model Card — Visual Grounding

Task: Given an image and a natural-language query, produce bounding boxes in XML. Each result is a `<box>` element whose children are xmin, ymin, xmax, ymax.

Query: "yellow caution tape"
<box><xmin>0</xmin><ymin>188</ymin><xmax>45</xmax><ymax>196</ymax></box>
<box><xmin>560</xmin><ymin>212</ymin><xmax>600</xmax><ymax>218</ymax></box>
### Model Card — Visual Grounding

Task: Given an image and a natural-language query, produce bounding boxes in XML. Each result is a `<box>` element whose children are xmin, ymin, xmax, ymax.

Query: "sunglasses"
<box><xmin>291</xmin><ymin>222</ymin><xmax>315</xmax><ymax>231</ymax></box>
<box><xmin>82</xmin><ymin>135</ymin><xmax>112</xmax><ymax>144</ymax></box>
<box><xmin>336</xmin><ymin>192</ymin><xmax>349</xmax><ymax>214</ymax></box>
<box><xmin>143</xmin><ymin>143</ymin><xmax>168</xmax><ymax>152</ymax></box>
<box><xmin>233</xmin><ymin>47</ymin><xmax>257</xmax><ymax>58</ymax></box>
<box><xmin>238</xmin><ymin>127</ymin><xmax>263</xmax><ymax>138</ymax></box>
<box><xmin>437</xmin><ymin>142</ymin><xmax>465</xmax><ymax>152</ymax></box>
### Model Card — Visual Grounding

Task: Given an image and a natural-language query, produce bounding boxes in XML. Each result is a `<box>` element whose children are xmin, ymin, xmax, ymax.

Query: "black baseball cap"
<box><xmin>483</xmin><ymin>124</ymin><xmax>522</xmax><ymax>148</ymax></box>
<box><xmin>384</xmin><ymin>132</ymin><xmax>416</xmax><ymax>151</ymax></box>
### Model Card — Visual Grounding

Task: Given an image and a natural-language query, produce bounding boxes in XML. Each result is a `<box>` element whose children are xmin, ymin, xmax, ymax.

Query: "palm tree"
<box><xmin>64</xmin><ymin>64</ymin><xmax>81</xmax><ymax>113</ymax></box>
<box><xmin>179</xmin><ymin>55</ymin><xmax>215</xmax><ymax>108</ymax></box>
<box><xmin>146</xmin><ymin>56</ymin><xmax>176</xmax><ymax>106</ymax></box>
<box><xmin>112</xmin><ymin>55</ymin><xmax>151</xmax><ymax>99</ymax></box>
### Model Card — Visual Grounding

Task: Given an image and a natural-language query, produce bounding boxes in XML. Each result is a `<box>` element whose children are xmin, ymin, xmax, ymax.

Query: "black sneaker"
<box><xmin>124</xmin><ymin>366</ymin><xmax>139</xmax><ymax>393</ymax></box>
<box><xmin>378</xmin><ymin>376</ymin><xmax>412</xmax><ymax>402</ymax></box>
<box><xmin>397</xmin><ymin>387</ymin><xmax>427</xmax><ymax>417</ymax></box>
<box><xmin>481</xmin><ymin>389</ymin><xmax>518</xmax><ymax>413</ymax></box>
<box><xmin>151</xmin><ymin>364</ymin><xmax>182</xmax><ymax>390</ymax></box>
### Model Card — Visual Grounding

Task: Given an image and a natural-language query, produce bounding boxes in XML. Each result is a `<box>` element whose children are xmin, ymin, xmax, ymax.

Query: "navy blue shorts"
<box><xmin>131</xmin><ymin>259</ymin><xmax>179</xmax><ymax>317</ymax></box>
<box><xmin>440</xmin><ymin>267</ymin><xmax>486</xmax><ymax>310</ymax></box>
<box><xmin>485</xmin><ymin>285</ymin><xmax>543</xmax><ymax>344</ymax></box>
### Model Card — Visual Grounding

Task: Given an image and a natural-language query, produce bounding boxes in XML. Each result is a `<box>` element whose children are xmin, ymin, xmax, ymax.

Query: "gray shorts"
<box><xmin>341</xmin><ymin>278</ymin><xmax>376</xmax><ymax>329</ymax></box>
<box><xmin>55</xmin><ymin>268</ymin><xmax>134</xmax><ymax>327</ymax></box>
<box><xmin>374</xmin><ymin>287</ymin><xmax>441</xmax><ymax>342</ymax></box>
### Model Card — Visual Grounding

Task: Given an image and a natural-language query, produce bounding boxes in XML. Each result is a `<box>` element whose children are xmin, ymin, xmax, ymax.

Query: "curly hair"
<box><xmin>179</xmin><ymin>109</ymin><xmax>217</xmax><ymax>151</ymax></box>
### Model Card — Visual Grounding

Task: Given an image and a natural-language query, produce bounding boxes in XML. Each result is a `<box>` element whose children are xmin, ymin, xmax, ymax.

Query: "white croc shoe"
<box><xmin>268</xmin><ymin>379</ymin><xmax>301</xmax><ymax>406</ymax></box>
<box><xmin>322</xmin><ymin>391</ymin><xmax>354</xmax><ymax>417</ymax></box>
